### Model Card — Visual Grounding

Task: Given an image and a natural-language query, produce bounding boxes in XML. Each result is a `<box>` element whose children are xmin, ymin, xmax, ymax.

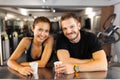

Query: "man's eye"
<box><xmin>70</xmin><ymin>26</ymin><xmax>74</xmax><ymax>28</ymax></box>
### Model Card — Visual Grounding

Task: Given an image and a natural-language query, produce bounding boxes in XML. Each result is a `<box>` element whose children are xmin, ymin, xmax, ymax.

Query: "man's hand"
<box><xmin>65</xmin><ymin>63</ymin><xmax>74</xmax><ymax>74</ymax></box>
<box><xmin>55</xmin><ymin>63</ymin><xmax>74</xmax><ymax>74</ymax></box>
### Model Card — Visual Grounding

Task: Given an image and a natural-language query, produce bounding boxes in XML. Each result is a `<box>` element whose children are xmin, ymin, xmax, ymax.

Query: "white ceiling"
<box><xmin>0</xmin><ymin>0</ymin><xmax>116</xmax><ymax>7</ymax></box>
<box><xmin>0</xmin><ymin>0</ymin><xmax>120</xmax><ymax>20</ymax></box>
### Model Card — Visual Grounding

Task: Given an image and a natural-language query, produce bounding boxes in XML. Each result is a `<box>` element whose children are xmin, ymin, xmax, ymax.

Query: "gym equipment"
<box><xmin>97</xmin><ymin>13</ymin><xmax>120</xmax><ymax>45</ymax></box>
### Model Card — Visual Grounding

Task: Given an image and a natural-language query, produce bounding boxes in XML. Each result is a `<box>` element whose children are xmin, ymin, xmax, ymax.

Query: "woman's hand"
<box><xmin>18</xmin><ymin>66</ymin><xmax>33</xmax><ymax>76</ymax></box>
<box><xmin>20</xmin><ymin>62</ymin><xmax>30</xmax><ymax>66</ymax></box>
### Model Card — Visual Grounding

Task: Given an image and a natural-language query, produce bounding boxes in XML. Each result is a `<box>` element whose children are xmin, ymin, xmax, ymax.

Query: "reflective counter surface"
<box><xmin>0</xmin><ymin>65</ymin><xmax>120</xmax><ymax>79</ymax></box>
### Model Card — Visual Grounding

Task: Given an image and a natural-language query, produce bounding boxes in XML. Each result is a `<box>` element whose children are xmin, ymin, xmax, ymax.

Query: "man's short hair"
<box><xmin>60</xmin><ymin>13</ymin><xmax>79</xmax><ymax>23</ymax></box>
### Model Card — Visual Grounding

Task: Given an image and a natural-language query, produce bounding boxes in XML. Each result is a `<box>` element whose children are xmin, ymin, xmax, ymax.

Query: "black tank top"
<box><xmin>26</xmin><ymin>39</ymin><xmax>44</xmax><ymax>62</ymax></box>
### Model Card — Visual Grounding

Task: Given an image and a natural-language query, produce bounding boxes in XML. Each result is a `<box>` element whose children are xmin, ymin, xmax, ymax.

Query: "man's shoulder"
<box><xmin>81</xmin><ymin>30</ymin><xmax>96</xmax><ymax>38</ymax></box>
<box><xmin>57</xmin><ymin>33</ymin><xmax>68</xmax><ymax>42</ymax></box>
<box><xmin>58</xmin><ymin>33</ymin><xmax>65</xmax><ymax>38</ymax></box>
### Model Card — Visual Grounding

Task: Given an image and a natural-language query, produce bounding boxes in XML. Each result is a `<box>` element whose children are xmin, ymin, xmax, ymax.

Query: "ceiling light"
<box><xmin>6</xmin><ymin>13</ymin><xmax>15</xmax><ymax>19</ymax></box>
<box><xmin>42</xmin><ymin>0</ymin><xmax>46</xmax><ymax>3</ymax></box>
<box><xmin>51</xmin><ymin>8</ymin><xmax>56</xmax><ymax>13</ymax></box>
<box><xmin>26</xmin><ymin>9</ymin><xmax>50</xmax><ymax>12</ymax></box>
<box><xmin>85</xmin><ymin>7</ymin><xmax>93</xmax><ymax>15</ymax></box>
<box><xmin>19</xmin><ymin>8</ymin><xmax>28</xmax><ymax>16</ymax></box>
<box><xmin>52</xmin><ymin>9</ymin><xmax>56</xmax><ymax>13</ymax></box>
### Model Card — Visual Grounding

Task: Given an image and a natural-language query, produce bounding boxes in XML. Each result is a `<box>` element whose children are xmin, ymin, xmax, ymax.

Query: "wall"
<box><xmin>0</xmin><ymin>12</ymin><xmax>5</xmax><ymax>65</ymax></box>
<box><xmin>111</xmin><ymin>2</ymin><xmax>120</xmax><ymax>62</ymax></box>
<box><xmin>99</xmin><ymin>6</ymin><xmax>114</xmax><ymax>61</ymax></box>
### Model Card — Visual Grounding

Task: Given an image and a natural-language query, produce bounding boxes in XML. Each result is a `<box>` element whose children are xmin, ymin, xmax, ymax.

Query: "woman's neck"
<box><xmin>33</xmin><ymin>38</ymin><xmax>42</xmax><ymax>46</ymax></box>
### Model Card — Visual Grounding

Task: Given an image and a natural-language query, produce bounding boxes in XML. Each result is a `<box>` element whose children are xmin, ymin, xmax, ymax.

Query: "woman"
<box><xmin>7</xmin><ymin>16</ymin><xmax>54</xmax><ymax>76</ymax></box>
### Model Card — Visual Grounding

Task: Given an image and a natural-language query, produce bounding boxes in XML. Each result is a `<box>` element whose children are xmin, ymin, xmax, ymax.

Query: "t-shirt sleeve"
<box><xmin>88</xmin><ymin>33</ymin><xmax>102</xmax><ymax>54</ymax></box>
<box><xmin>56</xmin><ymin>34</ymin><xmax>69</xmax><ymax>50</ymax></box>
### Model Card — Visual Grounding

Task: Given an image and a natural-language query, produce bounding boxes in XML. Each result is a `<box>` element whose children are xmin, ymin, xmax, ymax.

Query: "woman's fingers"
<box><xmin>18</xmin><ymin>67</ymin><xmax>33</xmax><ymax>76</ymax></box>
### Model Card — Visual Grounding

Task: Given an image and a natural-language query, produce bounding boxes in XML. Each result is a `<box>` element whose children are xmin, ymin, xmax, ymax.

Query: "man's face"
<box><xmin>61</xmin><ymin>18</ymin><xmax>81</xmax><ymax>42</ymax></box>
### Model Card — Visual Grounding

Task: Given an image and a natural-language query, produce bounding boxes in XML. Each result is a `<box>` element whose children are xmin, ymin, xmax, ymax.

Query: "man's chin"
<box><xmin>67</xmin><ymin>37</ymin><xmax>75</xmax><ymax>40</ymax></box>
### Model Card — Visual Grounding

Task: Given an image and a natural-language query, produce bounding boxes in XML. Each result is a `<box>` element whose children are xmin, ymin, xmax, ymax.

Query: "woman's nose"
<box><xmin>41</xmin><ymin>31</ymin><xmax>48</xmax><ymax>37</ymax></box>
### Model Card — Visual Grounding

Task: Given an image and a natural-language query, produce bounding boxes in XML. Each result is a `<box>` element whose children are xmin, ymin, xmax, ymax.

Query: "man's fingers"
<box><xmin>55</xmin><ymin>64</ymin><xmax>66</xmax><ymax>73</ymax></box>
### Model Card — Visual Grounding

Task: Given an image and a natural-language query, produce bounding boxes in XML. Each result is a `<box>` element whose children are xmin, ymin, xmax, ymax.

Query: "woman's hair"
<box><xmin>33</xmin><ymin>16</ymin><xmax>51</xmax><ymax>28</ymax></box>
<box><xmin>60</xmin><ymin>13</ymin><xmax>79</xmax><ymax>23</ymax></box>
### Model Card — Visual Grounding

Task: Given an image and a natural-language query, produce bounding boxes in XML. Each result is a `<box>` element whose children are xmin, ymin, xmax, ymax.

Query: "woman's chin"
<box><xmin>37</xmin><ymin>39</ymin><xmax>44</xmax><ymax>43</ymax></box>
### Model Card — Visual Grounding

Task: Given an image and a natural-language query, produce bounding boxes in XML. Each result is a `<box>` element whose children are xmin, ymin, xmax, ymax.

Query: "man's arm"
<box><xmin>78</xmin><ymin>50</ymin><xmax>108</xmax><ymax>71</ymax></box>
<box><xmin>57</xmin><ymin>49</ymin><xmax>108</xmax><ymax>72</ymax></box>
<box><xmin>57</xmin><ymin>49</ymin><xmax>93</xmax><ymax>64</ymax></box>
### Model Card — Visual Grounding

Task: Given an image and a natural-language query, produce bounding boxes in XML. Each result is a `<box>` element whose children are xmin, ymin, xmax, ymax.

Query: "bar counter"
<box><xmin>0</xmin><ymin>65</ymin><xmax>120</xmax><ymax>79</ymax></box>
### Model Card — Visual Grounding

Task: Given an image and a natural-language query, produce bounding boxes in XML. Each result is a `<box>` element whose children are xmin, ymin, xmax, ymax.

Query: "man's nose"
<box><xmin>66</xmin><ymin>28</ymin><xmax>72</xmax><ymax>34</ymax></box>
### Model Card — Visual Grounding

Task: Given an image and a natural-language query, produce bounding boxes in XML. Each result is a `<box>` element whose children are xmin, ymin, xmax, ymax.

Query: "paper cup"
<box><xmin>29</xmin><ymin>62</ymin><xmax>38</xmax><ymax>74</ymax></box>
<box><xmin>54</xmin><ymin>61</ymin><xmax>62</xmax><ymax>68</ymax></box>
<box><xmin>33</xmin><ymin>73</ymin><xmax>39</xmax><ymax>79</ymax></box>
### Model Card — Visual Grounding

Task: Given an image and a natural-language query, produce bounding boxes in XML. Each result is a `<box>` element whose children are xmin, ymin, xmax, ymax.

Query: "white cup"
<box><xmin>33</xmin><ymin>73</ymin><xmax>39</xmax><ymax>79</ymax></box>
<box><xmin>29</xmin><ymin>62</ymin><xmax>38</xmax><ymax>74</ymax></box>
<box><xmin>54</xmin><ymin>61</ymin><xmax>62</xmax><ymax>68</ymax></box>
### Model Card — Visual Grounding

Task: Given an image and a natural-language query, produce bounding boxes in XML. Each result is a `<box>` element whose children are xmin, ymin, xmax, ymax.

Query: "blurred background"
<box><xmin>0</xmin><ymin>0</ymin><xmax>120</xmax><ymax>66</ymax></box>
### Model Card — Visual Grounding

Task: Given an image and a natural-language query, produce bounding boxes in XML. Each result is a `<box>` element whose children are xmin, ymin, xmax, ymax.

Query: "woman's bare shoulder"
<box><xmin>47</xmin><ymin>35</ymin><xmax>54</xmax><ymax>42</ymax></box>
<box><xmin>20</xmin><ymin>37</ymin><xmax>33</xmax><ymax>46</ymax></box>
<box><xmin>49</xmin><ymin>35</ymin><xmax>54</xmax><ymax>40</ymax></box>
<box><xmin>44</xmin><ymin>35</ymin><xmax>54</xmax><ymax>45</ymax></box>
<box><xmin>22</xmin><ymin>37</ymin><xmax>33</xmax><ymax>41</ymax></box>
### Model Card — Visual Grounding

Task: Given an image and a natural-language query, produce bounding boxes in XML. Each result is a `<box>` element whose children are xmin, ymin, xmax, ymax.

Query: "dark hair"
<box><xmin>33</xmin><ymin>16</ymin><xmax>51</xmax><ymax>28</ymax></box>
<box><xmin>60</xmin><ymin>13</ymin><xmax>79</xmax><ymax>23</ymax></box>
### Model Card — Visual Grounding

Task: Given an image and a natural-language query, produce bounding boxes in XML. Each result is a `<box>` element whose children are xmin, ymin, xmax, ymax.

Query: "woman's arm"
<box><xmin>20</xmin><ymin>36</ymin><xmax>54</xmax><ymax>67</ymax></box>
<box><xmin>37</xmin><ymin>35</ymin><xmax>54</xmax><ymax>67</ymax></box>
<box><xmin>7</xmin><ymin>37</ymin><xmax>33</xmax><ymax>75</ymax></box>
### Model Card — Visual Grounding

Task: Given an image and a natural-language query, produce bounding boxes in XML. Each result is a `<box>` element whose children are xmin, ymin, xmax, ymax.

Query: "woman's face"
<box><xmin>33</xmin><ymin>22</ymin><xmax>50</xmax><ymax>43</ymax></box>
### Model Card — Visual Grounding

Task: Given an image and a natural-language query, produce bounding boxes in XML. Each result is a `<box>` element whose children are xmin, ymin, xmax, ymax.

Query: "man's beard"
<box><xmin>67</xmin><ymin>32</ymin><xmax>79</xmax><ymax>43</ymax></box>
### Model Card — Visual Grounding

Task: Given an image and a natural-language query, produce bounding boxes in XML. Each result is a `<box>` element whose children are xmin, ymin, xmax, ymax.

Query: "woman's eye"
<box><xmin>39</xmin><ymin>29</ymin><xmax>43</xmax><ymax>31</ymax></box>
<box><xmin>45</xmin><ymin>30</ymin><xmax>49</xmax><ymax>33</ymax></box>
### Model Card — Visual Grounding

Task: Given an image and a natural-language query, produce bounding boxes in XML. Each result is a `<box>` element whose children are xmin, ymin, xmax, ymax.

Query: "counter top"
<box><xmin>0</xmin><ymin>66</ymin><xmax>120</xmax><ymax>79</ymax></box>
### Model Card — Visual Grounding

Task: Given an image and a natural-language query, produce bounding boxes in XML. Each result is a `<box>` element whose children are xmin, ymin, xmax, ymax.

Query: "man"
<box><xmin>55</xmin><ymin>13</ymin><xmax>108</xmax><ymax>74</ymax></box>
